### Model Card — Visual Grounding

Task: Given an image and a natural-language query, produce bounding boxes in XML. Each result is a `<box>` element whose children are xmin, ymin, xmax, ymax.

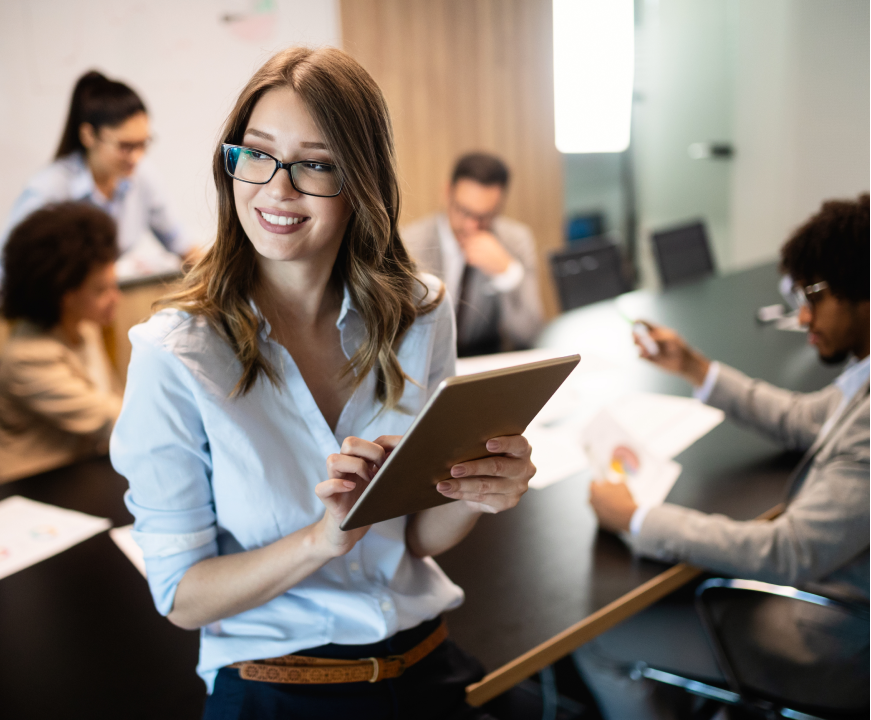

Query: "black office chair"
<box><xmin>635</xmin><ymin>578</ymin><xmax>870</xmax><ymax>720</ymax></box>
<box><xmin>650</xmin><ymin>220</ymin><xmax>715</xmax><ymax>287</ymax></box>
<box><xmin>550</xmin><ymin>237</ymin><xmax>630</xmax><ymax>312</ymax></box>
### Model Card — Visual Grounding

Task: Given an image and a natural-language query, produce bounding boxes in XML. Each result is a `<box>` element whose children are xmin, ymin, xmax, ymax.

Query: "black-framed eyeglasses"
<box><xmin>221</xmin><ymin>144</ymin><xmax>344</xmax><ymax>198</ymax></box>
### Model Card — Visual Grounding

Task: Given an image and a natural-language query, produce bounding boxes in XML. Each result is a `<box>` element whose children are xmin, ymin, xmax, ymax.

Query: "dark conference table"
<box><xmin>0</xmin><ymin>263</ymin><xmax>839</xmax><ymax>719</ymax></box>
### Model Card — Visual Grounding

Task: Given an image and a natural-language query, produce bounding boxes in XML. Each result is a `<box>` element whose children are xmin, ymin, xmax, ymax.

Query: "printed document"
<box><xmin>0</xmin><ymin>496</ymin><xmax>110</xmax><ymax>580</ymax></box>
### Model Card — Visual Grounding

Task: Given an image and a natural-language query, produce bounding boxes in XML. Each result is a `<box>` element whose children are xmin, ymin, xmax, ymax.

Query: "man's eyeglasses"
<box><xmin>448</xmin><ymin>198</ymin><xmax>499</xmax><ymax>227</ymax></box>
<box><xmin>221</xmin><ymin>144</ymin><xmax>344</xmax><ymax>198</ymax></box>
<box><xmin>784</xmin><ymin>280</ymin><xmax>829</xmax><ymax>310</ymax></box>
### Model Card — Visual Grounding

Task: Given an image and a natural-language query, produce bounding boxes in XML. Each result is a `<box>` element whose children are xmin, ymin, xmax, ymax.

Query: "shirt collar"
<box><xmin>68</xmin><ymin>153</ymin><xmax>95</xmax><ymax>200</ymax></box>
<box><xmin>249</xmin><ymin>285</ymin><xmax>362</xmax><ymax>351</ymax></box>
<box><xmin>67</xmin><ymin>152</ymin><xmax>131</xmax><ymax>203</ymax></box>
<box><xmin>436</xmin><ymin>213</ymin><xmax>457</xmax><ymax>249</ymax></box>
<box><xmin>248</xmin><ymin>298</ymin><xmax>272</xmax><ymax>339</ymax></box>
<box><xmin>834</xmin><ymin>354</ymin><xmax>870</xmax><ymax>403</ymax></box>
<box><xmin>335</xmin><ymin>282</ymin><xmax>358</xmax><ymax>328</ymax></box>
<box><xmin>335</xmin><ymin>284</ymin><xmax>365</xmax><ymax>363</ymax></box>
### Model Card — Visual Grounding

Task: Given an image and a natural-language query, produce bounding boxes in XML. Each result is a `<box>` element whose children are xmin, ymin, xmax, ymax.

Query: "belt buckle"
<box><xmin>365</xmin><ymin>655</ymin><xmax>406</xmax><ymax>683</ymax></box>
<box><xmin>365</xmin><ymin>657</ymin><xmax>380</xmax><ymax>683</ymax></box>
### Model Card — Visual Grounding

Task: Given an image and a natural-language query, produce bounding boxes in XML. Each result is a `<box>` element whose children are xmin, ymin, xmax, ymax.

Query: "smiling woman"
<box><xmin>109</xmin><ymin>46</ymin><xmax>537</xmax><ymax>720</ymax></box>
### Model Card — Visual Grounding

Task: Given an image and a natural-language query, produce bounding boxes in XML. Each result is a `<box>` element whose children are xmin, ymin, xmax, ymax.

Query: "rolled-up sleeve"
<box><xmin>110</xmin><ymin>327</ymin><xmax>215</xmax><ymax>616</ymax></box>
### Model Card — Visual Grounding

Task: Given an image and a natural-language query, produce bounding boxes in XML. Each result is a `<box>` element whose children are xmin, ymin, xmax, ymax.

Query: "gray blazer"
<box><xmin>401</xmin><ymin>213</ymin><xmax>544</xmax><ymax>355</ymax></box>
<box><xmin>632</xmin><ymin>363</ymin><xmax>870</xmax><ymax>602</ymax></box>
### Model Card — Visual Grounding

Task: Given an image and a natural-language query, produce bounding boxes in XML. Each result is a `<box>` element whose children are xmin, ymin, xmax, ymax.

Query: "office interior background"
<box><xmin>0</xmin><ymin>2</ymin><xmax>869</xmax><ymax>718</ymax></box>
<box><xmin>1</xmin><ymin>0</ymin><xmax>867</xmax><ymax>318</ymax></box>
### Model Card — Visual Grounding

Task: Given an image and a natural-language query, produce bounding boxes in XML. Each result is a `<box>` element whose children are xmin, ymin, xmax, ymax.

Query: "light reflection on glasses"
<box><xmin>786</xmin><ymin>280</ymin><xmax>829</xmax><ymax>310</ymax></box>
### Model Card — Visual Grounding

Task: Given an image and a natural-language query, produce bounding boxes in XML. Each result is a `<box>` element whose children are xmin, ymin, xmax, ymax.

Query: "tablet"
<box><xmin>340</xmin><ymin>354</ymin><xmax>580</xmax><ymax>530</ymax></box>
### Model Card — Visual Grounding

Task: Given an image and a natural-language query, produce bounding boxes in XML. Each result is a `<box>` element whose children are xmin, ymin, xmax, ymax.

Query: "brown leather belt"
<box><xmin>229</xmin><ymin>619</ymin><xmax>448</xmax><ymax>684</ymax></box>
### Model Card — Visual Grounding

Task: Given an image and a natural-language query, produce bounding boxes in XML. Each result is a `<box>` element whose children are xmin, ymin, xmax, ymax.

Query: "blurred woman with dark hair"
<box><xmin>0</xmin><ymin>202</ymin><xmax>122</xmax><ymax>483</ymax></box>
<box><xmin>0</xmin><ymin>70</ymin><xmax>193</xmax><ymax>278</ymax></box>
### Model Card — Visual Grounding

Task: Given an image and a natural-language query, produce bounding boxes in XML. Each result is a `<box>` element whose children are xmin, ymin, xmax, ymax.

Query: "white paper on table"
<box><xmin>584</xmin><ymin>410</ymin><xmax>683</xmax><ymax>507</ymax></box>
<box><xmin>0</xmin><ymin>496</ymin><xmax>111</xmax><ymax>580</ymax></box>
<box><xmin>605</xmin><ymin>393</ymin><xmax>725</xmax><ymax>460</ymax></box>
<box><xmin>115</xmin><ymin>233</ymin><xmax>182</xmax><ymax>283</ymax></box>
<box><xmin>109</xmin><ymin>525</ymin><xmax>147</xmax><ymax>578</ymax></box>
<box><xmin>525</xmin><ymin>424</ymin><xmax>591</xmax><ymax>489</ymax></box>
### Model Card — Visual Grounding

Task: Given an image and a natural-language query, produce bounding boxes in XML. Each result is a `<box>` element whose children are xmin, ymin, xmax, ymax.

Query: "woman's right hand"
<box><xmin>633</xmin><ymin>321</ymin><xmax>711</xmax><ymax>386</ymax></box>
<box><xmin>315</xmin><ymin>436</ymin><xmax>388</xmax><ymax>556</ymax></box>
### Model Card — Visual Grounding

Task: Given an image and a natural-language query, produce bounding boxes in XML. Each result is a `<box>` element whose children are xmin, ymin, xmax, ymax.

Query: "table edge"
<box><xmin>464</xmin><ymin>503</ymin><xmax>785</xmax><ymax>706</ymax></box>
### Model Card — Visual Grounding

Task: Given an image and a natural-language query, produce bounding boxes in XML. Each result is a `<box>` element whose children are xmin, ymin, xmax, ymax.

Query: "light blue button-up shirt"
<box><xmin>1</xmin><ymin>152</ymin><xmax>191</xmax><ymax>272</ymax></box>
<box><xmin>109</xmin><ymin>275</ymin><xmax>464</xmax><ymax>691</ymax></box>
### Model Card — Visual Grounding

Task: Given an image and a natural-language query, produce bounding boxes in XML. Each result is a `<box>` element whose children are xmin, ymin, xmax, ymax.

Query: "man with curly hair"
<box><xmin>577</xmin><ymin>194</ymin><xmax>869</xmax><ymax>719</ymax></box>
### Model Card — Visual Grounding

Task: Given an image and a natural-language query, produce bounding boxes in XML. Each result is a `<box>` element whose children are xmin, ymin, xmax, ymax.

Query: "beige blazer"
<box><xmin>633</xmin><ymin>363</ymin><xmax>870</xmax><ymax>602</ymax></box>
<box><xmin>0</xmin><ymin>320</ymin><xmax>122</xmax><ymax>483</ymax></box>
<box><xmin>401</xmin><ymin>213</ymin><xmax>544</xmax><ymax>355</ymax></box>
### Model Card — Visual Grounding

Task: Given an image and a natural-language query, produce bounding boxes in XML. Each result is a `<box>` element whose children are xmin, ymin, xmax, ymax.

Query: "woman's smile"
<box><xmin>256</xmin><ymin>207</ymin><xmax>310</xmax><ymax>234</ymax></box>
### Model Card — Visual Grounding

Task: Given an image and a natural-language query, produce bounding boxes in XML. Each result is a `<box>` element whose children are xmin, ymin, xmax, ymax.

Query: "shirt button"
<box><xmin>381</xmin><ymin>600</ymin><xmax>393</xmax><ymax>612</ymax></box>
<box><xmin>349</xmin><ymin>562</ymin><xmax>360</xmax><ymax>572</ymax></box>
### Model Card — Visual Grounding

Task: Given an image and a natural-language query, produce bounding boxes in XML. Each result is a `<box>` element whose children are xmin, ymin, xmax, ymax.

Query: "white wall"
<box><xmin>0</xmin><ymin>0</ymin><xmax>341</xmax><ymax>246</ymax></box>
<box><xmin>729</xmin><ymin>0</ymin><xmax>870</xmax><ymax>269</ymax></box>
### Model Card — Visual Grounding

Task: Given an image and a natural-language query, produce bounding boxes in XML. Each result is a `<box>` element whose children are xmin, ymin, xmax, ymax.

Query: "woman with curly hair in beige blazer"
<box><xmin>0</xmin><ymin>202</ymin><xmax>122</xmax><ymax>483</ymax></box>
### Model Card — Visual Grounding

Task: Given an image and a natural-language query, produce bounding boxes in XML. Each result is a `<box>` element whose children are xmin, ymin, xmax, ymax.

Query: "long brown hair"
<box><xmin>162</xmin><ymin>47</ymin><xmax>442</xmax><ymax>407</ymax></box>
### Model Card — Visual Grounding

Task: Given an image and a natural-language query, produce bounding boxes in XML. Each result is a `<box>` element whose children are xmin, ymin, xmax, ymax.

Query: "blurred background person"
<box><xmin>402</xmin><ymin>152</ymin><xmax>544</xmax><ymax>357</ymax></box>
<box><xmin>0</xmin><ymin>202</ymin><xmax>122</xmax><ymax>483</ymax></box>
<box><xmin>0</xmin><ymin>70</ymin><xmax>195</xmax><ymax>282</ymax></box>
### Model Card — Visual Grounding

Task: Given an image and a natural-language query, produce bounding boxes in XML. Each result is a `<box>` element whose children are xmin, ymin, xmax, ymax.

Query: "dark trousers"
<box><xmin>203</xmin><ymin>617</ymin><xmax>524</xmax><ymax>720</ymax></box>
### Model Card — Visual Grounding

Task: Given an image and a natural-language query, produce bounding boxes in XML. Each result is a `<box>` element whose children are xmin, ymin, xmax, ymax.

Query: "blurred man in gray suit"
<box><xmin>579</xmin><ymin>194</ymin><xmax>869</xmax><ymax>719</ymax></box>
<box><xmin>402</xmin><ymin>153</ymin><xmax>543</xmax><ymax>357</ymax></box>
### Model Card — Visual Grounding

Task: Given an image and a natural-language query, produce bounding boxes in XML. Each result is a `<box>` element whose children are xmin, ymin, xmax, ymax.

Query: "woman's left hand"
<box><xmin>435</xmin><ymin>435</ymin><xmax>535</xmax><ymax>514</ymax></box>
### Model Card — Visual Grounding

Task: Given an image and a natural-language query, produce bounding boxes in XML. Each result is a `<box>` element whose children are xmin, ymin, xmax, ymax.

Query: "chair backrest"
<box><xmin>695</xmin><ymin>578</ymin><xmax>870</xmax><ymax>716</ymax></box>
<box><xmin>549</xmin><ymin>238</ymin><xmax>629</xmax><ymax>312</ymax></box>
<box><xmin>651</xmin><ymin>220</ymin><xmax>715</xmax><ymax>287</ymax></box>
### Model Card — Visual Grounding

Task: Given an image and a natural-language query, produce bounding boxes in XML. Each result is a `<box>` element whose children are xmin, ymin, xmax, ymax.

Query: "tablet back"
<box><xmin>340</xmin><ymin>354</ymin><xmax>579</xmax><ymax>530</ymax></box>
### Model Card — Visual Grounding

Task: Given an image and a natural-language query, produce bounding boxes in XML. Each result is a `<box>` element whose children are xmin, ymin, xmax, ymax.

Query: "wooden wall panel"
<box><xmin>340</xmin><ymin>0</ymin><xmax>564</xmax><ymax>317</ymax></box>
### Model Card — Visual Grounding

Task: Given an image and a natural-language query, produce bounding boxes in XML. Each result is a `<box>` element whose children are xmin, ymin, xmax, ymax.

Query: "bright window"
<box><xmin>553</xmin><ymin>0</ymin><xmax>635</xmax><ymax>153</ymax></box>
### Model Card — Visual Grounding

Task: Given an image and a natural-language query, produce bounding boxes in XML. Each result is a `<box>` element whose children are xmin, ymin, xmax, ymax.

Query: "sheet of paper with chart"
<box><xmin>584</xmin><ymin>394</ymin><xmax>725</xmax><ymax>506</ymax></box>
<box><xmin>604</xmin><ymin>393</ymin><xmax>726</xmax><ymax>460</ymax></box>
<box><xmin>0</xmin><ymin>496</ymin><xmax>111</xmax><ymax>580</ymax></box>
<box><xmin>584</xmin><ymin>411</ymin><xmax>683</xmax><ymax>506</ymax></box>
